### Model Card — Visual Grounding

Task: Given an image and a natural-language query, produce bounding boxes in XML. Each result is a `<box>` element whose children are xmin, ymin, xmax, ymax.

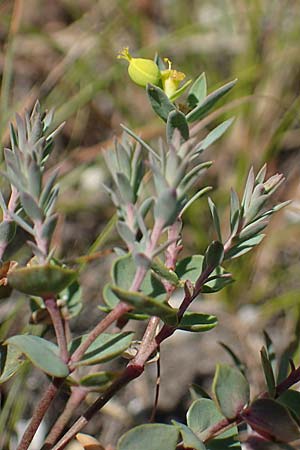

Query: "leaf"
<box><xmin>101</xmin><ymin>284</ymin><xmax>148</xmax><ymax>321</ymax></box>
<box><xmin>263</xmin><ymin>330</ymin><xmax>276</xmax><ymax>369</ymax></box>
<box><xmin>8</xmin><ymin>264</ymin><xmax>78</xmax><ymax>296</ymax></box>
<box><xmin>120</xmin><ymin>124</ymin><xmax>160</xmax><ymax>161</ymax></box>
<box><xmin>0</xmin><ymin>220</ymin><xmax>16</xmax><ymax>244</ymax></box>
<box><xmin>208</xmin><ymin>198</ymin><xmax>222</xmax><ymax>242</ymax></box>
<box><xmin>41</xmin><ymin>214</ymin><xmax>58</xmax><ymax>241</ymax></box>
<box><xmin>230</xmin><ymin>189</ymin><xmax>241</xmax><ymax>235</ymax></box>
<box><xmin>117</xmin><ymin>424</ymin><xmax>179</xmax><ymax>450</ymax></box>
<box><xmin>151</xmin><ymin>258</ymin><xmax>179</xmax><ymax>286</ymax></box>
<box><xmin>102</xmin><ymin>253</ymin><xmax>166</xmax><ymax>317</ymax></box>
<box><xmin>169</xmin><ymin>79</ymin><xmax>192</xmax><ymax>102</ymax></box>
<box><xmin>11</xmin><ymin>212</ymin><xmax>35</xmax><ymax>236</ymax></box>
<box><xmin>28</xmin><ymin>159</ymin><xmax>42</xmax><ymax>199</ymax></box>
<box><xmin>260</xmin><ymin>347</ymin><xmax>276</xmax><ymax>398</ymax></box>
<box><xmin>70</xmin><ymin>332</ymin><xmax>134</xmax><ymax>367</ymax></box>
<box><xmin>5</xmin><ymin>335</ymin><xmax>69</xmax><ymax>377</ymax></box>
<box><xmin>0</xmin><ymin>343</ymin><xmax>25</xmax><ymax>383</ymax></box>
<box><xmin>212</xmin><ymin>364</ymin><xmax>250</xmax><ymax>419</ymax></box>
<box><xmin>198</xmin><ymin>118</ymin><xmax>234</xmax><ymax>151</ymax></box>
<box><xmin>146</xmin><ymin>84</ymin><xmax>177</xmax><ymax>122</ymax></box>
<box><xmin>186</xmin><ymin>79</ymin><xmax>237</xmax><ymax>123</ymax></box>
<box><xmin>20</xmin><ymin>192</ymin><xmax>43</xmax><ymax>221</ymax></box>
<box><xmin>176</xmin><ymin>255</ymin><xmax>232</xmax><ymax>293</ymax></box>
<box><xmin>187</xmin><ymin>72</ymin><xmax>207</xmax><ymax>109</ymax></box>
<box><xmin>79</xmin><ymin>371</ymin><xmax>119</xmax><ymax>389</ymax></box>
<box><xmin>187</xmin><ymin>398</ymin><xmax>238</xmax><ymax>441</ymax></box>
<box><xmin>172</xmin><ymin>421</ymin><xmax>206</xmax><ymax>450</ymax></box>
<box><xmin>224</xmin><ymin>234</ymin><xmax>265</xmax><ymax>260</ymax></box>
<box><xmin>166</xmin><ymin>110</ymin><xmax>189</xmax><ymax>143</ymax></box>
<box><xmin>241</xmin><ymin>398</ymin><xmax>300</xmax><ymax>442</ymax></box>
<box><xmin>203</xmin><ymin>241</ymin><xmax>224</xmax><ymax>270</ymax></box>
<box><xmin>154</xmin><ymin>188</ymin><xmax>179</xmax><ymax>227</ymax></box>
<box><xmin>116</xmin><ymin>173</ymin><xmax>135</xmax><ymax>204</ymax></box>
<box><xmin>238</xmin><ymin>219</ymin><xmax>268</xmax><ymax>241</ymax></box>
<box><xmin>116</xmin><ymin>221</ymin><xmax>136</xmax><ymax>245</ymax></box>
<box><xmin>278</xmin><ymin>390</ymin><xmax>300</xmax><ymax>424</ymax></box>
<box><xmin>179</xmin><ymin>312</ymin><xmax>218</xmax><ymax>332</ymax></box>
<box><xmin>110</xmin><ymin>285</ymin><xmax>178</xmax><ymax>326</ymax></box>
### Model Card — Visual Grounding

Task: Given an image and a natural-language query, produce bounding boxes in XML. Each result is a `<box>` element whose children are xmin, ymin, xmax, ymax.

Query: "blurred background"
<box><xmin>1</xmin><ymin>0</ymin><xmax>300</xmax><ymax>448</ymax></box>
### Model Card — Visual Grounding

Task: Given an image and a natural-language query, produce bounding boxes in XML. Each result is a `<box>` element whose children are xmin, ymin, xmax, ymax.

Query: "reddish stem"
<box><xmin>43</xmin><ymin>386</ymin><xmax>87</xmax><ymax>448</ymax></box>
<box><xmin>44</xmin><ymin>296</ymin><xmax>69</xmax><ymax>363</ymax></box>
<box><xmin>51</xmin><ymin>365</ymin><xmax>143</xmax><ymax>450</ymax></box>
<box><xmin>17</xmin><ymin>379</ymin><xmax>62</xmax><ymax>450</ymax></box>
<box><xmin>69</xmin><ymin>301</ymin><xmax>131</xmax><ymax>369</ymax></box>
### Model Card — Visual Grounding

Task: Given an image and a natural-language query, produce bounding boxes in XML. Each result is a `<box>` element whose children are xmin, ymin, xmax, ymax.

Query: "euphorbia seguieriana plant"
<box><xmin>0</xmin><ymin>49</ymin><xmax>297</xmax><ymax>450</ymax></box>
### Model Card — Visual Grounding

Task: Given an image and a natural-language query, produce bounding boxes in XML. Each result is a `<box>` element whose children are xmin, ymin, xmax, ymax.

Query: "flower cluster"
<box><xmin>117</xmin><ymin>47</ymin><xmax>191</xmax><ymax>101</ymax></box>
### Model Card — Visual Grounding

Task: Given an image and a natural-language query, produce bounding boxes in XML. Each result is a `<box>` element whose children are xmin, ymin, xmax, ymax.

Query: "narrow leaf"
<box><xmin>20</xmin><ymin>192</ymin><xmax>43</xmax><ymax>222</ymax></box>
<box><xmin>186</xmin><ymin>79</ymin><xmax>237</xmax><ymax>123</ymax></box>
<box><xmin>154</xmin><ymin>188</ymin><xmax>179</xmax><ymax>227</ymax></box>
<box><xmin>116</xmin><ymin>173</ymin><xmax>135</xmax><ymax>204</ymax></box>
<box><xmin>187</xmin><ymin>72</ymin><xmax>207</xmax><ymax>109</ymax></box>
<box><xmin>260</xmin><ymin>346</ymin><xmax>276</xmax><ymax>398</ymax></box>
<box><xmin>208</xmin><ymin>198</ymin><xmax>222</xmax><ymax>242</ymax></box>
<box><xmin>110</xmin><ymin>285</ymin><xmax>178</xmax><ymax>326</ymax></box>
<box><xmin>198</xmin><ymin>118</ymin><xmax>234</xmax><ymax>151</ymax></box>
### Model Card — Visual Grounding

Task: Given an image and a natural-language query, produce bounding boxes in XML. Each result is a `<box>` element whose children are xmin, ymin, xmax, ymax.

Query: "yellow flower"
<box><xmin>161</xmin><ymin>58</ymin><xmax>186</xmax><ymax>99</ymax></box>
<box><xmin>117</xmin><ymin>47</ymin><xmax>160</xmax><ymax>87</ymax></box>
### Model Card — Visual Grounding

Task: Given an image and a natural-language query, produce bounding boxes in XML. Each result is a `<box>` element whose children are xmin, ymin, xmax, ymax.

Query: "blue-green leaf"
<box><xmin>198</xmin><ymin>118</ymin><xmax>234</xmax><ymax>151</ymax></box>
<box><xmin>166</xmin><ymin>110</ymin><xmax>189</xmax><ymax>143</ymax></box>
<box><xmin>147</xmin><ymin>84</ymin><xmax>176</xmax><ymax>122</ymax></box>
<box><xmin>186</xmin><ymin>80</ymin><xmax>237</xmax><ymax>123</ymax></box>
<box><xmin>117</xmin><ymin>424</ymin><xmax>179</xmax><ymax>450</ymax></box>
<box><xmin>172</xmin><ymin>421</ymin><xmax>206</xmax><ymax>450</ymax></box>
<box><xmin>70</xmin><ymin>332</ymin><xmax>134</xmax><ymax>367</ymax></box>
<box><xmin>110</xmin><ymin>285</ymin><xmax>178</xmax><ymax>326</ymax></box>
<box><xmin>176</xmin><ymin>255</ymin><xmax>232</xmax><ymax>293</ymax></box>
<box><xmin>179</xmin><ymin>312</ymin><xmax>217</xmax><ymax>332</ymax></box>
<box><xmin>187</xmin><ymin>73</ymin><xmax>207</xmax><ymax>109</ymax></box>
<box><xmin>5</xmin><ymin>335</ymin><xmax>69</xmax><ymax>377</ymax></box>
<box><xmin>212</xmin><ymin>364</ymin><xmax>250</xmax><ymax>419</ymax></box>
